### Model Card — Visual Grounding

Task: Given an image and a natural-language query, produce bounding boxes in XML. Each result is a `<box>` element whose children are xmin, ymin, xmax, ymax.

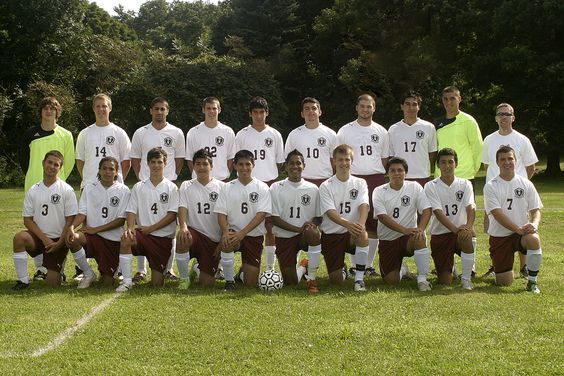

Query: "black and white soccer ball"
<box><xmin>258</xmin><ymin>270</ymin><xmax>284</xmax><ymax>291</ymax></box>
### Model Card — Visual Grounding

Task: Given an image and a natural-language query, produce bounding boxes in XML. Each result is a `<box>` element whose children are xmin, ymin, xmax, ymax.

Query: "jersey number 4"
<box><xmin>151</xmin><ymin>203</ymin><xmax>158</xmax><ymax>214</ymax></box>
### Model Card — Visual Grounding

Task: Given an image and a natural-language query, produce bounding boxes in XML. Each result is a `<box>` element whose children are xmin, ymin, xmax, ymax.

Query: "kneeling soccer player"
<box><xmin>372</xmin><ymin>157</ymin><xmax>433</xmax><ymax>291</ymax></box>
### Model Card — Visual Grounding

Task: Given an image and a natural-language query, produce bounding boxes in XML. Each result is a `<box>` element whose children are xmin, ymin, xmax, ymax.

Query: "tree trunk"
<box><xmin>544</xmin><ymin>150</ymin><xmax>562</xmax><ymax>176</ymax></box>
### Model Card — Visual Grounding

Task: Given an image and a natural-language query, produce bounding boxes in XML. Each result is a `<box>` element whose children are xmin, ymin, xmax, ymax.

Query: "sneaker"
<box><xmin>342</xmin><ymin>264</ymin><xmax>350</xmax><ymax>280</ymax></box>
<box><xmin>306</xmin><ymin>279</ymin><xmax>320</xmax><ymax>294</ymax></box>
<box><xmin>73</xmin><ymin>266</ymin><xmax>84</xmax><ymax>281</ymax></box>
<box><xmin>520</xmin><ymin>265</ymin><xmax>529</xmax><ymax>279</ymax></box>
<box><xmin>60</xmin><ymin>272</ymin><xmax>67</xmax><ymax>283</ymax></box>
<box><xmin>526</xmin><ymin>280</ymin><xmax>540</xmax><ymax>294</ymax></box>
<box><xmin>223</xmin><ymin>280</ymin><xmax>236</xmax><ymax>291</ymax></box>
<box><xmin>12</xmin><ymin>281</ymin><xmax>29</xmax><ymax>290</ymax></box>
<box><xmin>234</xmin><ymin>267</ymin><xmax>243</xmax><ymax>283</ymax></box>
<box><xmin>481</xmin><ymin>265</ymin><xmax>495</xmax><ymax>278</ymax></box>
<box><xmin>354</xmin><ymin>280</ymin><xmax>367</xmax><ymax>292</ymax></box>
<box><xmin>132</xmin><ymin>272</ymin><xmax>146</xmax><ymax>284</ymax></box>
<box><xmin>461</xmin><ymin>279</ymin><xmax>473</xmax><ymax>291</ymax></box>
<box><xmin>365</xmin><ymin>267</ymin><xmax>378</xmax><ymax>277</ymax></box>
<box><xmin>401</xmin><ymin>264</ymin><xmax>416</xmax><ymax>281</ymax></box>
<box><xmin>348</xmin><ymin>266</ymin><xmax>357</xmax><ymax>276</ymax></box>
<box><xmin>117</xmin><ymin>272</ymin><xmax>124</xmax><ymax>282</ymax></box>
<box><xmin>77</xmin><ymin>272</ymin><xmax>96</xmax><ymax>289</ymax></box>
<box><xmin>164</xmin><ymin>271</ymin><xmax>179</xmax><ymax>281</ymax></box>
<box><xmin>115</xmin><ymin>283</ymin><xmax>132</xmax><ymax>293</ymax></box>
<box><xmin>178</xmin><ymin>278</ymin><xmax>191</xmax><ymax>290</ymax></box>
<box><xmin>214</xmin><ymin>265</ymin><xmax>225</xmax><ymax>280</ymax></box>
<box><xmin>417</xmin><ymin>280</ymin><xmax>432</xmax><ymax>292</ymax></box>
<box><xmin>33</xmin><ymin>270</ymin><xmax>46</xmax><ymax>281</ymax></box>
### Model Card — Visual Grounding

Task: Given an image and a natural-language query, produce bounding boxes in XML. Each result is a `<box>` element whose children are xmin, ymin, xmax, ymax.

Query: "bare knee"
<box><xmin>495</xmin><ymin>271</ymin><xmax>514</xmax><ymax>286</ymax></box>
<box><xmin>383</xmin><ymin>271</ymin><xmax>400</xmax><ymax>285</ymax></box>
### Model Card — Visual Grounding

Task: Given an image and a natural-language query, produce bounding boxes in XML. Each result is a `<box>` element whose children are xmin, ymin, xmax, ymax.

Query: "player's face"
<box><xmin>285</xmin><ymin>155</ymin><xmax>304</xmax><ymax>181</ymax></box>
<box><xmin>356</xmin><ymin>99</ymin><xmax>375</xmax><ymax>121</ymax></box>
<box><xmin>301</xmin><ymin>102</ymin><xmax>321</xmax><ymax>122</ymax></box>
<box><xmin>99</xmin><ymin>160</ymin><xmax>118</xmax><ymax>185</ymax></box>
<box><xmin>235</xmin><ymin>158</ymin><xmax>254</xmax><ymax>179</ymax></box>
<box><xmin>202</xmin><ymin>101</ymin><xmax>220</xmax><ymax>120</ymax></box>
<box><xmin>496</xmin><ymin>151</ymin><xmax>516</xmax><ymax>173</ymax></box>
<box><xmin>193</xmin><ymin>158</ymin><xmax>212</xmax><ymax>178</ymax></box>
<box><xmin>495</xmin><ymin>106</ymin><xmax>515</xmax><ymax>129</ymax></box>
<box><xmin>438</xmin><ymin>155</ymin><xmax>457</xmax><ymax>177</ymax></box>
<box><xmin>150</xmin><ymin>102</ymin><xmax>169</xmax><ymax>123</ymax></box>
<box><xmin>400</xmin><ymin>97</ymin><xmax>420</xmax><ymax>118</ymax></box>
<box><xmin>388</xmin><ymin>163</ymin><xmax>406</xmax><ymax>186</ymax></box>
<box><xmin>334</xmin><ymin>152</ymin><xmax>352</xmax><ymax>174</ymax></box>
<box><xmin>43</xmin><ymin>155</ymin><xmax>62</xmax><ymax>177</ymax></box>
<box><xmin>41</xmin><ymin>105</ymin><xmax>58</xmax><ymax>121</ymax></box>
<box><xmin>442</xmin><ymin>92</ymin><xmax>461</xmax><ymax>113</ymax></box>
<box><xmin>93</xmin><ymin>99</ymin><xmax>112</xmax><ymax>119</ymax></box>
<box><xmin>148</xmin><ymin>156</ymin><xmax>166</xmax><ymax>175</ymax></box>
<box><xmin>250</xmin><ymin>108</ymin><xmax>268</xmax><ymax>126</ymax></box>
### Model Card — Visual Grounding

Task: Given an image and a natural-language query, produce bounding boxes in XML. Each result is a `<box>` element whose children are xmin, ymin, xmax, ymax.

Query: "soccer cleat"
<box><xmin>132</xmin><ymin>272</ymin><xmax>146</xmax><ymax>284</ymax></box>
<box><xmin>214</xmin><ymin>265</ymin><xmax>225</xmax><ymax>280</ymax></box>
<box><xmin>342</xmin><ymin>264</ymin><xmax>350</xmax><ymax>280</ymax></box>
<box><xmin>178</xmin><ymin>278</ymin><xmax>191</xmax><ymax>290</ymax></box>
<box><xmin>365</xmin><ymin>267</ymin><xmax>378</xmax><ymax>277</ymax></box>
<box><xmin>234</xmin><ymin>267</ymin><xmax>244</xmax><ymax>283</ymax></box>
<box><xmin>73</xmin><ymin>266</ymin><xmax>84</xmax><ymax>281</ymax></box>
<box><xmin>60</xmin><ymin>272</ymin><xmax>67</xmax><ymax>283</ymax></box>
<box><xmin>33</xmin><ymin>270</ymin><xmax>46</xmax><ymax>281</ymax></box>
<box><xmin>77</xmin><ymin>272</ymin><xmax>96</xmax><ymax>289</ymax></box>
<box><xmin>306</xmin><ymin>279</ymin><xmax>320</xmax><ymax>294</ymax></box>
<box><xmin>417</xmin><ymin>280</ymin><xmax>432</xmax><ymax>292</ymax></box>
<box><xmin>520</xmin><ymin>265</ymin><xmax>529</xmax><ymax>279</ymax></box>
<box><xmin>354</xmin><ymin>280</ymin><xmax>367</xmax><ymax>292</ymax></box>
<box><xmin>164</xmin><ymin>271</ymin><xmax>179</xmax><ymax>281</ymax></box>
<box><xmin>12</xmin><ymin>281</ymin><xmax>30</xmax><ymax>290</ymax></box>
<box><xmin>348</xmin><ymin>266</ymin><xmax>357</xmax><ymax>276</ymax></box>
<box><xmin>481</xmin><ymin>265</ymin><xmax>495</xmax><ymax>278</ymax></box>
<box><xmin>461</xmin><ymin>279</ymin><xmax>473</xmax><ymax>291</ymax></box>
<box><xmin>526</xmin><ymin>281</ymin><xmax>540</xmax><ymax>294</ymax></box>
<box><xmin>223</xmin><ymin>280</ymin><xmax>236</xmax><ymax>291</ymax></box>
<box><xmin>115</xmin><ymin>283</ymin><xmax>132</xmax><ymax>293</ymax></box>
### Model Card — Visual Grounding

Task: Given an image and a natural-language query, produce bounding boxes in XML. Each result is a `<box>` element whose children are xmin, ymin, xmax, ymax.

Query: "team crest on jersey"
<box><xmin>401</xmin><ymin>195</ymin><xmax>410</xmax><ymax>207</ymax></box>
<box><xmin>106</xmin><ymin>136</ymin><xmax>116</xmax><ymax>145</ymax></box>
<box><xmin>50</xmin><ymin>194</ymin><xmax>61</xmax><ymax>204</ymax></box>
<box><xmin>301</xmin><ymin>194</ymin><xmax>311</xmax><ymax>206</ymax></box>
<box><xmin>264</xmin><ymin>138</ymin><xmax>273</xmax><ymax>148</ymax></box>
<box><xmin>416</xmin><ymin>130</ymin><xmax>425</xmax><ymax>140</ymax></box>
<box><xmin>349</xmin><ymin>189</ymin><xmax>358</xmax><ymax>200</ymax></box>
<box><xmin>209</xmin><ymin>191</ymin><xmax>219</xmax><ymax>202</ymax></box>
<box><xmin>514</xmin><ymin>188</ymin><xmax>524</xmax><ymax>198</ymax></box>
<box><xmin>317</xmin><ymin>137</ymin><xmax>327</xmax><ymax>147</ymax></box>
<box><xmin>215</xmin><ymin>136</ymin><xmax>224</xmax><ymax>146</ymax></box>
<box><xmin>110</xmin><ymin>196</ymin><xmax>120</xmax><ymax>207</ymax></box>
<box><xmin>455</xmin><ymin>190</ymin><xmax>464</xmax><ymax>202</ymax></box>
<box><xmin>164</xmin><ymin>137</ymin><xmax>173</xmax><ymax>147</ymax></box>
<box><xmin>160</xmin><ymin>193</ymin><xmax>169</xmax><ymax>203</ymax></box>
<box><xmin>371</xmin><ymin>134</ymin><xmax>379</xmax><ymax>143</ymax></box>
<box><xmin>249</xmin><ymin>192</ymin><xmax>259</xmax><ymax>203</ymax></box>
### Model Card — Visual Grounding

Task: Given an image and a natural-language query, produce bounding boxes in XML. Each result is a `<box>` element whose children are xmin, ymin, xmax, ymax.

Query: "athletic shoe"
<box><xmin>417</xmin><ymin>280</ymin><xmax>432</xmax><ymax>292</ymax></box>
<box><xmin>481</xmin><ymin>265</ymin><xmax>495</xmax><ymax>278</ymax></box>
<box><xmin>72</xmin><ymin>266</ymin><xmax>84</xmax><ymax>281</ymax></box>
<box><xmin>215</xmin><ymin>265</ymin><xmax>225</xmax><ymax>280</ymax></box>
<box><xmin>132</xmin><ymin>272</ymin><xmax>146</xmax><ymax>284</ymax></box>
<box><xmin>348</xmin><ymin>266</ymin><xmax>357</xmax><ymax>276</ymax></box>
<box><xmin>342</xmin><ymin>264</ymin><xmax>350</xmax><ymax>280</ymax></box>
<box><xmin>12</xmin><ymin>281</ymin><xmax>29</xmax><ymax>290</ymax></box>
<box><xmin>306</xmin><ymin>280</ymin><xmax>319</xmax><ymax>294</ymax></box>
<box><xmin>354</xmin><ymin>280</ymin><xmax>367</xmax><ymax>292</ymax></box>
<box><xmin>461</xmin><ymin>279</ymin><xmax>473</xmax><ymax>291</ymax></box>
<box><xmin>33</xmin><ymin>270</ymin><xmax>46</xmax><ymax>281</ymax></box>
<box><xmin>223</xmin><ymin>280</ymin><xmax>236</xmax><ymax>291</ymax></box>
<box><xmin>60</xmin><ymin>272</ymin><xmax>67</xmax><ymax>283</ymax></box>
<box><xmin>365</xmin><ymin>267</ymin><xmax>378</xmax><ymax>277</ymax></box>
<box><xmin>164</xmin><ymin>271</ymin><xmax>179</xmax><ymax>281</ymax></box>
<box><xmin>234</xmin><ymin>267</ymin><xmax>243</xmax><ymax>283</ymax></box>
<box><xmin>115</xmin><ymin>283</ymin><xmax>132</xmax><ymax>293</ymax></box>
<box><xmin>401</xmin><ymin>264</ymin><xmax>416</xmax><ymax>281</ymax></box>
<box><xmin>77</xmin><ymin>272</ymin><xmax>96</xmax><ymax>289</ymax></box>
<box><xmin>520</xmin><ymin>265</ymin><xmax>529</xmax><ymax>279</ymax></box>
<box><xmin>526</xmin><ymin>281</ymin><xmax>540</xmax><ymax>294</ymax></box>
<box><xmin>178</xmin><ymin>278</ymin><xmax>191</xmax><ymax>290</ymax></box>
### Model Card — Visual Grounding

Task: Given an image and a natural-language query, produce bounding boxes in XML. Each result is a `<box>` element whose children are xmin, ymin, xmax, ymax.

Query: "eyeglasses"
<box><xmin>496</xmin><ymin>112</ymin><xmax>513</xmax><ymax>117</ymax></box>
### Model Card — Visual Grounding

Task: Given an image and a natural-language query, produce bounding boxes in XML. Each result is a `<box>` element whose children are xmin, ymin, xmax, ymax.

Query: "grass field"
<box><xmin>0</xmin><ymin>176</ymin><xmax>562</xmax><ymax>375</ymax></box>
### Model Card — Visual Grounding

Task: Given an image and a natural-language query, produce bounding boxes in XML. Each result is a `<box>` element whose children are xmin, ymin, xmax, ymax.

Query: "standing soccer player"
<box><xmin>214</xmin><ymin>150</ymin><xmax>272</xmax><ymax>290</ymax></box>
<box><xmin>176</xmin><ymin>149</ymin><xmax>225</xmax><ymax>288</ymax></box>
<box><xmin>483</xmin><ymin>146</ymin><xmax>543</xmax><ymax>293</ymax></box>
<box><xmin>424</xmin><ymin>148</ymin><xmax>476</xmax><ymax>290</ymax></box>
<box><xmin>185</xmin><ymin>97</ymin><xmax>235</xmax><ymax>181</ymax></box>
<box><xmin>66</xmin><ymin>157</ymin><xmax>131</xmax><ymax>287</ymax></box>
<box><xmin>116</xmin><ymin>147</ymin><xmax>179</xmax><ymax>291</ymax></box>
<box><xmin>271</xmin><ymin>149</ymin><xmax>322</xmax><ymax>292</ymax></box>
<box><xmin>372</xmin><ymin>157</ymin><xmax>433</xmax><ymax>291</ymax></box>
<box><xmin>319</xmin><ymin>144</ymin><xmax>370</xmax><ymax>292</ymax></box>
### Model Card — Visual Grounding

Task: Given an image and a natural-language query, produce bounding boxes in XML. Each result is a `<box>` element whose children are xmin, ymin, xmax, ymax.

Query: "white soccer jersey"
<box><xmin>284</xmin><ymin>124</ymin><xmax>337</xmax><ymax>179</ymax></box>
<box><xmin>185</xmin><ymin>122</ymin><xmax>236</xmax><ymax>181</ymax></box>
<box><xmin>484</xmin><ymin>174</ymin><xmax>543</xmax><ymax>237</ymax></box>
<box><xmin>481</xmin><ymin>130</ymin><xmax>538</xmax><ymax>182</ymax></box>
<box><xmin>76</xmin><ymin>123</ymin><xmax>131</xmax><ymax>188</ymax></box>
<box><xmin>319</xmin><ymin>175</ymin><xmax>369</xmax><ymax>235</ymax></box>
<box><xmin>373</xmin><ymin>181</ymin><xmax>431</xmax><ymax>241</ymax></box>
<box><xmin>336</xmin><ymin>120</ymin><xmax>390</xmax><ymax>175</ymax></box>
<box><xmin>130</xmin><ymin>123</ymin><xmax>186</xmax><ymax>181</ymax></box>
<box><xmin>235</xmin><ymin>125</ymin><xmax>284</xmax><ymax>182</ymax></box>
<box><xmin>270</xmin><ymin>178</ymin><xmax>321</xmax><ymax>238</ymax></box>
<box><xmin>23</xmin><ymin>179</ymin><xmax>78</xmax><ymax>238</ymax></box>
<box><xmin>179</xmin><ymin>178</ymin><xmax>225</xmax><ymax>242</ymax></box>
<box><xmin>388</xmin><ymin>118</ymin><xmax>437</xmax><ymax>178</ymax></box>
<box><xmin>127</xmin><ymin>178</ymin><xmax>179</xmax><ymax>238</ymax></box>
<box><xmin>78</xmin><ymin>181</ymin><xmax>130</xmax><ymax>241</ymax></box>
<box><xmin>214</xmin><ymin>178</ymin><xmax>271</xmax><ymax>237</ymax></box>
<box><xmin>424</xmin><ymin>177</ymin><xmax>475</xmax><ymax>235</ymax></box>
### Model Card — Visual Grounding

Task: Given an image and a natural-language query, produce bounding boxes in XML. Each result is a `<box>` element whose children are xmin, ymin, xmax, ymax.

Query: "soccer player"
<box><xmin>12</xmin><ymin>151</ymin><xmax>85</xmax><ymax>289</ymax></box>
<box><xmin>270</xmin><ymin>149</ymin><xmax>322</xmax><ymax>292</ymax></box>
<box><xmin>372</xmin><ymin>157</ymin><xmax>433</xmax><ymax>291</ymax></box>
<box><xmin>284</xmin><ymin>97</ymin><xmax>337</xmax><ymax>186</ymax></box>
<box><xmin>185</xmin><ymin>97</ymin><xmax>236</xmax><ymax>181</ymax></box>
<box><xmin>483</xmin><ymin>146</ymin><xmax>543</xmax><ymax>293</ymax></box>
<box><xmin>214</xmin><ymin>149</ymin><xmax>272</xmax><ymax>290</ymax></box>
<box><xmin>176</xmin><ymin>149</ymin><xmax>225</xmax><ymax>288</ymax></box>
<box><xmin>130</xmin><ymin>97</ymin><xmax>185</xmax><ymax>281</ymax></box>
<box><xmin>235</xmin><ymin>97</ymin><xmax>284</xmax><ymax>271</ymax></box>
<box><xmin>66</xmin><ymin>157</ymin><xmax>131</xmax><ymax>287</ymax></box>
<box><xmin>319</xmin><ymin>144</ymin><xmax>370</xmax><ymax>291</ymax></box>
<box><xmin>115</xmin><ymin>147</ymin><xmax>179</xmax><ymax>292</ymax></box>
<box><xmin>424</xmin><ymin>148</ymin><xmax>476</xmax><ymax>290</ymax></box>
<box><xmin>337</xmin><ymin>93</ymin><xmax>389</xmax><ymax>277</ymax></box>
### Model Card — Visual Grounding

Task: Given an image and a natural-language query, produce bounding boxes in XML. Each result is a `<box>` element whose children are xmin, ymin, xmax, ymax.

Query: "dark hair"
<box><xmin>437</xmin><ymin>148</ymin><xmax>458</xmax><ymax>164</ymax></box>
<box><xmin>97</xmin><ymin>156</ymin><xmax>119</xmax><ymax>181</ymax></box>
<box><xmin>193</xmin><ymin>148</ymin><xmax>214</xmax><ymax>165</ymax></box>
<box><xmin>234</xmin><ymin>149</ymin><xmax>255</xmax><ymax>165</ymax></box>
<box><xmin>386</xmin><ymin>157</ymin><xmax>408</xmax><ymax>174</ymax></box>
<box><xmin>285</xmin><ymin>149</ymin><xmax>304</xmax><ymax>164</ymax></box>
<box><xmin>496</xmin><ymin>145</ymin><xmax>516</xmax><ymax>161</ymax></box>
<box><xmin>301</xmin><ymin>97</ymin><xmax>321</xmax><ymax>111</ymax></box>
<box><xmin>147</xmin><ymin>147</ymin><xmax>167</xmax><ymax>162</ymax></box>
<box><xmin>150</xmin><ymin>97</ymin><xmax>169</xmax><ymax>109</ymax></box>
<box><xmin>39</xmin><ymin>97</ymin><xmax>62</xmax><ymax>119</ymax></box>
<box><xmin>401</xmin><ymin>90</ymin><xmax>422</xmax><ymax>105</ymax></box>
<box><xmin>202</xmin><ymin>96</ymin><xmax>220</xmax><ymax>108</ymax></box>
<box><xmin>43</xmin><ymin>150</ymin><xmax>64</xmax><ymax>165</ymax></box>
<box><xmin>249</xmin><ymin>96</ymin><xmax>269</xmax><ymax>112</ymax></box>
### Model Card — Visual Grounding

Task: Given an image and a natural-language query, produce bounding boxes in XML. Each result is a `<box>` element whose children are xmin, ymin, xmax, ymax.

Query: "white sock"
<box><xmin>354</xmin><ymin>246</ymin><xmax>369</xmax><ymax>281</ymax></box>
<box><xmin>471</xmin><ymin>237</ymin><xmax>477</xmax><ymax>271</ymax></box>
<box><xmin>72</xmin><ymin>248</ymin><xmax>94</xmax><ymax>277</ymax></box>
<box><xmin>307</xmin><ymin>244</ymin><xmax>321</xmax><ymax>280</ymax></box>
<box><xmin>14</xmin><ymin>252</ymin><xmax>29</xmax><ymax>283</ymax></box>
<box><xmin>265</xmin><ymin>246</ymin><xmax>276</xmax><ymax>270</ymax></box>
<box><xmin>526</xmin><ymin>248</ymin><xmax>542</xmax><ymax>282</ymax></box>
<box><xmin>137</xmin><ymin>256</ymin><xmax>146</xmax><ymax>274</ymax></box>
<box><xmin>166</xmin><ymin>239</ymin><xmax>176</xmax><ymax>273</ymax></box>
<box><xmin>461</xmin><ymin>251</ymin><xmax>475</xmax><ymax>281</ymax></box>
<box><xmin>176</xmin><ymin>252</ymin><xmax>190</xmax><ymax>280</ymax></box>
<box><xmin>192</xmin><ymin>262</ymin><xmax>201</xmax><ymax>278</ymax></box>
<box><xmin>119</xmin><ymin>254</ymin><xmax>133</xmax><ymax>285</ymax></box>
<box><xmin>367</xmin><ymin>238</ymin><xmax>379</xmax><ymax>268</ymax></box>
<box><xmin>33</xmin><ymin>254</ymin><xmax>46</xmax><ymax>273</ymax></box>
<box><xmin>221</xmin><ymin>252</ymin><xmax>235</xmax><ymax>282</ymax></box>
<box><xmin>413</xmin><ymin>248</ymin><xmax>430</xmax><ymax>283</ymax></box>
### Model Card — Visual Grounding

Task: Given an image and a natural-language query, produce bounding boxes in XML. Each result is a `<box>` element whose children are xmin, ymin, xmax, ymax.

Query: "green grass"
<box><xmin>0</xmin><ymin>178</ymin><xmax>563</xmax><ymax>375</ymax></box>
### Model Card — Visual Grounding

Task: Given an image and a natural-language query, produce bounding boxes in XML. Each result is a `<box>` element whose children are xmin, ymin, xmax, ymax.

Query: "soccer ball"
<box><xmin>258</xmin><ymin>270</ymin><xmax>284</xmax><ymax>291</ymax></box>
